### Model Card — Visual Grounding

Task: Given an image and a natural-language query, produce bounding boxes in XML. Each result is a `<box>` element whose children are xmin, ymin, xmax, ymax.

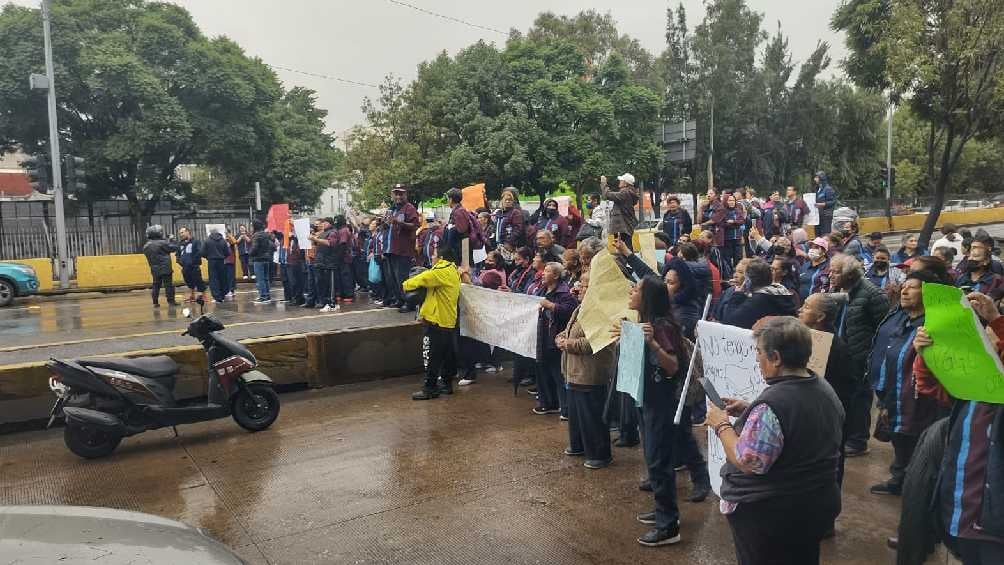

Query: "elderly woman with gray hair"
<box><xmin>706</xmin><ymin>316</ymin><xmax>845</xmax><ymax>565</ymax></box>
<box><xmin>533</xmin><ymin>262</ymin><xmax>578</xmax><ymax>418</ymax></box>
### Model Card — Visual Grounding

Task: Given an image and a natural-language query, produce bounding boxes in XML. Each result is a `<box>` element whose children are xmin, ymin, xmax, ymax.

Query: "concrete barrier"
<box><xmin>75</xmin><ymin>253</ymin><xmax>209</xmax><ymax>289</ymax></box>
<box><xmin>10</xmin><ymin>258</ymin><xmax>54</xmax><ymax>291</ymax></box>
<box><xmin>0</xmin><ymin>321</ymin><xmax>423</xmax><ymax>430</ymax></box>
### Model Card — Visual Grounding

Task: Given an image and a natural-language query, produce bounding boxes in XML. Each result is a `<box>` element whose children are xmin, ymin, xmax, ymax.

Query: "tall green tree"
<box><xmin>0</xmin><ymin>0</ymin><xmax>280</xmax><ymax>245</ymax></box>
<box><xmin>834</xmin><ymin>0</ymin><xmax>1004</xmax><ymax>247</ymax></box>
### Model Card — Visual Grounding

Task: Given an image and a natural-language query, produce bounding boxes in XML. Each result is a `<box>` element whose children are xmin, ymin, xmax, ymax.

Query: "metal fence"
<box><xmin>0</xmin><ymin>200</ymin><xmax>252</xmax><ymax>263</ymax></box>
<box><xmin>840</xmin><ymin>193</ymin><xmax>1004</xmax><ymax>218</ymax></box>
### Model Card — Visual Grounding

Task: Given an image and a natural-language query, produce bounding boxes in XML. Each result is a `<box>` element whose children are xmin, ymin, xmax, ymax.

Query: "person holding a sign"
<box><xmin>618</xmin><ymin>274</ymin><xmax>689</xmax><ymax>547</ymax></box>
<box><xmin>706</xmin><ymin>316</ymin><xmax>844</xmax><ymax>565</ymax></box>
<box><xmin>556</xmin><ymin>271</ymin><xmax>615</xmax><ymax>468</ymax></box>
<box><xmin>867</xmin><ymin>271</ymin><xmax>944</xmax><ymax>496</ymax></box>
<box><xmin>913</xmin><ymin>291</ymin><xmax>1004</xmax><ymax>563</ymax></box>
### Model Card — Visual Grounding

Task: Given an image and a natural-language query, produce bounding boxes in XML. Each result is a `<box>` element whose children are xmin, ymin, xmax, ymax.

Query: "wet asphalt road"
<box><xmin>0</xmin><ymin>372</ymin><xmax>956</xmax><ymax>564</ymax></box>
<box><xmin>0</xmin><ymin>286</ymin><xmax>412</xmax><ymax>365</ymax></box>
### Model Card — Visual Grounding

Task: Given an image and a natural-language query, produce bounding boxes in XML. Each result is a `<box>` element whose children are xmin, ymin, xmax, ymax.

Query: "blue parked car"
<box><xmin>0</xmin><ymin>262</ymin><xmax>40</xmax><ymax>307</ymax></box>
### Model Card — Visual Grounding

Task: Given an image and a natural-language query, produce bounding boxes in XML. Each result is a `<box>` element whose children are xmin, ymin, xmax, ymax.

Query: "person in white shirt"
<box><xmin>930</xmin><ymin>223</ymin><xmax>964</xmax><ymax>267</ymax></box>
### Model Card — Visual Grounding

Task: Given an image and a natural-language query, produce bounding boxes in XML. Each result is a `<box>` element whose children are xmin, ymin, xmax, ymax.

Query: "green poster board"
<box><xmin>921</xmin><ymin>283</ymin><xmax>1004</xmax><ymax>403</ymax></box>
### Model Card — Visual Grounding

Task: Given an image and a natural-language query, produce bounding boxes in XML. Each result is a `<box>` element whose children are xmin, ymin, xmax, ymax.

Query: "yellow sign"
<box><xmin>578</xmin><ymin>249</ymin><xmax>637</xmax><ymax>353</ymax></box>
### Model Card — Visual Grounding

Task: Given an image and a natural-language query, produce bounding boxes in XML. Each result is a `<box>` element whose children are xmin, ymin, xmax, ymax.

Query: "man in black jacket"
<box><xmin>203</xmin><ymin>227</ymin><xmax>232</xmax><ymax>303</ymax></box>
<box><xmin>829</xmin><ymin>253</ymin><xmax>891</xmax><ymax>456</ymax></box>
<box><xmin>142</xmin><ymin>225</ymin><xmax>178</xmax><ymax>307</ymax></box>
<box><xmin>720</xmin><ymin>259</ymin><xmax>798</xmax><ymax>329</ymax></box>
<box><xmin>249</xmin><ymin>219</ymin><xmax>275</xmax><ymax>303</ymax></box>
<box><xmin>176</xmin><ymin>227</ymin><xmax>206</xmax><ymax>303</ymax></box>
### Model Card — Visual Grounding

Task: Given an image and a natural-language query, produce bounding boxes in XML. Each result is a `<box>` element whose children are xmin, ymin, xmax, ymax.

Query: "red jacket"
<box><xmin>385</xmin><ymin>202</ymin><xmax>419</xmax><ymax>257</ymax></box>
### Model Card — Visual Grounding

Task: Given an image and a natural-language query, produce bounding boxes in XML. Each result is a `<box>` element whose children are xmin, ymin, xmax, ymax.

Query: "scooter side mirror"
<box><xmin>182</xmin><ymin>308</ymin><xmax>192</xmax><ymax>318</ymax></box>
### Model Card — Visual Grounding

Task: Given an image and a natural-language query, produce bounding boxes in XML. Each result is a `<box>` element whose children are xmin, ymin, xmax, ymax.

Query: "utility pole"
<box><xmin>886</xmin><ymin>99</ymin><xmax>894</xmax><ymax>225</ymax></box>
<box><xmin>41</xmin><ymin>0</ymin><xmax>69</xmax><ymax>289</ymax></box>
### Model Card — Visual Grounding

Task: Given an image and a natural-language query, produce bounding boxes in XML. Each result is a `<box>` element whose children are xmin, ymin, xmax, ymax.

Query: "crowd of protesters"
<box><xmin>142</xmin><ymin>171</ymin><xmax>1004</xmax><ymax>563</ymax></box>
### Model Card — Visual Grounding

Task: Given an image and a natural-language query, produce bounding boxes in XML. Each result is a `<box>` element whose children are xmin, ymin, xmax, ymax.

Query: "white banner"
<box><xmin>803</xmin><ymin>193</ymin><xmax>820</xmax><ymax>226</ymax></box>
<box><xmin>459</xmin><ymin>284</ymin><xmax>543</xmax><ymax>359</ymax></box>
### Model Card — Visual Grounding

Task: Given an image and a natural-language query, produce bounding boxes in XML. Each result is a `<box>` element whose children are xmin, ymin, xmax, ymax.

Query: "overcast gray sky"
<box><xmin>10</xmin><ymin>0</ymin><xmax>848</xmax><ymax>139</ymax></box>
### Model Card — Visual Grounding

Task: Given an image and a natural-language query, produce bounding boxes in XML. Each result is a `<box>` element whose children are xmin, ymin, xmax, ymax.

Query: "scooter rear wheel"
<box><xmin>64</xmin><ymin>422</ymin><xmax>122</xmax><ymax>459</ymax></box>
<box><xmin>232</xmin><ymin>383</ymin><xmax>280</xmax><ymax>432</ymax></box>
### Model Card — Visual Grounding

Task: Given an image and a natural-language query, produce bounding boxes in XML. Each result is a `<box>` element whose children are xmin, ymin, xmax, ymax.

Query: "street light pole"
<box><xmin>41</xmin><ymin>0</ymin><xmax>69</xmax><ymax>289</ymax></box>
<box><xmin>886</xmin><ymin>99</ymin><xmax>894</xmax><ymax>225</ymax></box>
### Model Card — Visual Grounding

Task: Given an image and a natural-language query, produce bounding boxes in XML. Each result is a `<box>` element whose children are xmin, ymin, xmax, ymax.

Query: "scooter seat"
<box><xmin>80</xmin><ymin>356</ymin><xmax>179</xmax><ymax>379</ymax></box>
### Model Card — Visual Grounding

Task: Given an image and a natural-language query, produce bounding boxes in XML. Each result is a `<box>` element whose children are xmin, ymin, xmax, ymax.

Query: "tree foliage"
<box><xmin>0</xmin><ymin>0</ymin><xmax>340</xmax><ymax>245</ymax></box>
<box><xmin>834</xmin><ymin>0</ymin><xmax>1004</xmax><ymax>247</ymax></box>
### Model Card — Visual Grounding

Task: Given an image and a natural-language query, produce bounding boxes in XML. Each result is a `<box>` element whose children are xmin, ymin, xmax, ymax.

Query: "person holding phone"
<box><xmin>601</xmin><ymin>173</ymin><xmax>639</xmax><ymax>248</ymax></box>
<box><xmin>382</xmin><ymin>184</ymin><xmax>420</xmax><ymax>311</ymax></box>
<box><xmin>706</xmin><ymin>316</ymin><xmax>844</xmax><ymax>565</ymax></box>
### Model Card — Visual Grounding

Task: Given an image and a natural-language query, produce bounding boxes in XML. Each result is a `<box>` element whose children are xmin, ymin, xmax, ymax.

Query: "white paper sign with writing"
<box><xmin>698</xmin><ymin>321</ymin><xmax>834</xmax><ymax>496</ymax></box>
<box><xmin>697</xmin><ymin>321</ymin><xmax>766</xmax><ymax>497</ymax></box>
<box><xmin>803</xmin><ymin>193</ymin><xmax>819</xmax><ymax>226</ymax></box>
<box><xmin>459</xmin><ymin>284</ymin><xmax>543</xmax><ymax>359</ymax></box>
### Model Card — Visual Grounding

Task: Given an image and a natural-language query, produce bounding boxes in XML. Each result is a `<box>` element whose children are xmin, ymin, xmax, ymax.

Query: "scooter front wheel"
<box><xmin>232</xmin><ymin>383</ymin><xmax>280</xmax><ymax>432</ymax></box>
<box><xmin>64</xmin><ymin>422</ymin><xmax>122</xmax><ymax>459</ymax></box>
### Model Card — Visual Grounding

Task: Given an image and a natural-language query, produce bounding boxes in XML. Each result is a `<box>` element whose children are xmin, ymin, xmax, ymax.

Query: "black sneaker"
<box><xmin>870</xmin><ymin>481</ymin><xmax>901</xmax><ymax>496</ymax></box>
<box><xmin>638</xmin><ymin>523</ymin><xmax>681</xmax><ymax>547</ymax></box>
<box><xmin>845</xmin><ymin>445</ymin><xmax>870</xmax><ymax>457</ymax></box>
<box><xmin>563</xmin><ymin>448</ymin><xmax>584</xmax><ymax>457</ymax></box>
<box><xmin>411</xmin><ymin>389</ymin><xmax>439</xmax><ymax>401</ymax></box>
<box><xmin>518</xmin><ymin>378</ymin><xmax>534</xmax><ymax>387</ymax></box>
<box><xmin>636</xmin><ymin>511</ymin><xmax>656</xmax><ymax>525</ymax></box>
<box><xmin>639</xmin><ymin>480</ymin><xmax>653</xmax><ymax>492</ymax></box>
<box><xmin>688</xmin><ymin>485</ymin><xmax>711</xmax><ymax>503</ymax></box>
<box><xmin>615</xmin><ymin>437</ymin><xmax>639</xmax><ymax>448</ymax></box>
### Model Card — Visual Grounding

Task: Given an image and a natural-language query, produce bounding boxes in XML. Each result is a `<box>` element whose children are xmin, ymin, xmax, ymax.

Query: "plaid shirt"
<box><xmin>720</xmin><ymin>403</ymin><xmax>785</xmax><ymax>514</ymax></box>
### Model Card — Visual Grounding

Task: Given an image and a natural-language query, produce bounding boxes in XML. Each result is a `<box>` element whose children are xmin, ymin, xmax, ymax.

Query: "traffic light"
<box><xmin>22</xmin><ymin>154</ymin><xmax>50</xmax><ymax>193</ymax></box>
<box><xmin>879</xmin><ymin>164</ymin><xmax>889</xmax><ymax>189</ymax></box>
<box><xmin>63</xmin><ymin>155</ymin><xmax>86</xmax><ymax>193</ymax></box>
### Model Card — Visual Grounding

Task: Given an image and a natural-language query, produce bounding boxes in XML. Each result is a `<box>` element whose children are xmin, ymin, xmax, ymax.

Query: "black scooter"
<box><xmin>46</xmin><ymin>302</ymin><xmax>280</xmax><ymax>459</ymax></box>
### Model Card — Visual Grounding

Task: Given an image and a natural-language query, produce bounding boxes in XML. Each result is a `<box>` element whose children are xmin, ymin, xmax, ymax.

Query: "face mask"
<box><xmin>772</xmin><ymin>245</ymin><xmax>789</xmax><ymax>256</ymax></box>
<box><xmin>546</xmin><ymin>208</ymin><xmax>558</xmax><ymax>218</ymax></box>
<box><xmin>872</xmin><ymin>260</ymin><xmax>889</xmax><ymax>270</ymax></box>
<box><xmin>808</xmin><ymin>249</ymin><xmax>823</xmax><ymax>261</ymax></box>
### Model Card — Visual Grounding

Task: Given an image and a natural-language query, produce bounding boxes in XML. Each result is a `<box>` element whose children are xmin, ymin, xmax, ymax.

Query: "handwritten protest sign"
<box><xmin>697</xmin><ymin>321</ymin><xmax>833</xmax><ymax>496</ymax></box>
<box><xmin>803</xmin><ymin>193</ymin><xmax>819</xmax><ymax>226</ymax></box>
<box><xmin>459</xmin><ymin>284</ymin><xmax>542</xmax><ymax>359</ymax></box>
<box><xmin>921</xmin><ymin>283</ymin><xmax>1004</xmax><ymax>402</ymax></box>
<box><xmin>578</xmin><ymin>250</ymin><xmax>637</xmax><ymax>352</ymax></box>
<box><xmin>293</xmin><ymin>218</ymin><xmax>312</xmax><ymax>249</ymax></box>
<box><xmin>616</xmin><ymin>321</ymin><xmax>645</xmax><ymax>407</ymax></box>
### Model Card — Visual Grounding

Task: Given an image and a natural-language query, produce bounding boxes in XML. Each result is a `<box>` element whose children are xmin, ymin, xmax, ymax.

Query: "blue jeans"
<box><xmin>252</xmin><ymin>261</ymin><xmax>271</xmax><ymax>299</ymax></box>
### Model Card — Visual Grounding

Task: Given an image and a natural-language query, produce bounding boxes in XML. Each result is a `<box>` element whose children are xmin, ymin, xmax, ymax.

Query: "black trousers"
<box><xmin>316</xmin><ymin>267</ymin><xmax>336</xmax><ymax>306</ymax></box>
<box><xmin>384</xmin><ymin>253</ymin><xmax>412</xmax><ymax>305</ymax></box>
<box><xmin>336</xmin><ymin>263</ymin><xmax>354</xmax><ymax>299</ymax></box>
<box><xmin>285</xmin><ymin>262</ymin><xmax>305</xmax><ymax>303</ymax></box>
<box><xmin>207</xmin><ymin>259</ymin><xmax>227</xmax><ymax>301</ymax></box>
<box><xmin>957</xmin><ymin>537</ymin><xmax>1004</xmax><ymax>565</ymax></box>
<box><xmin>845</xmin><ymin>379</ymin><xmax>873</xmax><ymax>452</ymax></box>
<box><xmin>568</xmin><ymin>385</ymin><xmax>611</xmax><ymax>462</ymax></box>
<box><xmin>818</xmin><ymin>210</ymin><xmax>833</xmax><ymax>236</ymax></box>
<box><xmin>727</xmin><ymin>485</ymin><xmax>840</xmax><ymax>565</ymax></box>
<box><xmin>617</xmin><ymin>392</ymin><xmax>640</xmax><ymax>443</ymax></box>
<box><xmin>675</xmin><ymin>406</ymin><xmax>711</xmax><ymax>487</ymax></box>
<box><xmin>423</xmin><ymin>324</ymin><xmax>458</xmax><ymax>389</ymax></box>
<box><xmin>181</xmin><ymin>264</ymin><xmax>206</xmax><ymax>292</ymax></box>
<box><xmin>642</xmin><ymin>381</ymin><xmax>680</xmax><ymax>530</ymax></box>
<box><xmin>720</xmin><ymin>239</ymin><xmax>741</xmax><ymax>269</ymax></box>
<box><xmin>151</xmin><ymin>274</ymin><xmax>175</xmax><ymax>305</ymax></box>
<box><xmin>889</xmin><ymin>432</ymin><xmax>919</xmax><ymax>487</ymax></box>
<box><xmin>535</xmin><ymin>349</ymin><xmax>565</xmax><ymax>414</ymax></box>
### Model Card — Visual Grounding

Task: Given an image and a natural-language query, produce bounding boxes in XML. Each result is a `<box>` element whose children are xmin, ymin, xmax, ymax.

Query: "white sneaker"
<box><xmin>458</xmin><ymin>378</ymin><xmax>476</xmax><ymax>386</ymax></box>
<box><xmin>320</xmin><ymin>304</ymin><xmax>340</xmax><ymax>313</ymax></box>
<box><xmin>484</xmin><ymin>365</ymin><xmax>502</xmax><ymax>373</ymax></box>
<box><xmin>474</xmin><ymin>363</ymin><xmax>489</xmax><ymax>369</ymax></box>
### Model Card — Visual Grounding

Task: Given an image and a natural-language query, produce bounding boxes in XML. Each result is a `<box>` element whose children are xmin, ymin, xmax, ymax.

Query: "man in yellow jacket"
<box><xmin>403</xmin><ymin>245</ymin><xmax>461</xmax><ymax>400</ymax></box>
